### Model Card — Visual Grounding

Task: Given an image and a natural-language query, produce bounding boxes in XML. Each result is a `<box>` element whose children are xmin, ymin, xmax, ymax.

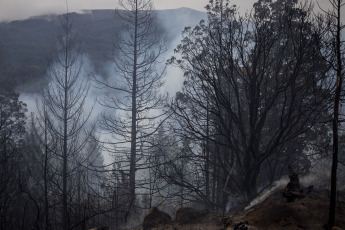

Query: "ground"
<box><xmin>138</xmin><ymin>189</ymin><xmax>345</xmax><ymax>230</ymax></box>
<box><xmin>230</xmin><ymin>189</ymin><xmax>345</xmax><ymax>230</ymax></box>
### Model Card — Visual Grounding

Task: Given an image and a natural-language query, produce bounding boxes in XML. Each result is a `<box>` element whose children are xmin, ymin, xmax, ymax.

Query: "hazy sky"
<box><xmin>0</xmin><ymin>0</ymin><xmax>260</xmax><ymax>22</ymax></box>
<box><xmin>0</xmin><ymin>0</ymin><xmax>337</xmax><ymax>22</ymax></box>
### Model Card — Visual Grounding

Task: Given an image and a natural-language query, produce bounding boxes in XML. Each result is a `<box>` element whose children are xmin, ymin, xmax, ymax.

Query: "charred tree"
<box><xmin>315</xmin><ymin>0</ymin><xmax>345</xmax><ymax>228</ymax></box>
<box><xmin>0</xmin><ymin>43</ymin><xmax>27</xmax><ymax>230</ymax></box>
<box><xmin>40</xmin><ymin>9</ymin><xmax>92</xmax><ymax>229</ymax></box>
<box><xmin>316</xmin><ymin>0</ymin><xmax>345</xmax><ymax>228</ymax></box>
<box><xmin>96</xmin><ymin>0</ymin><xmax>166</xmax><ymax>222</ymax></box>
<box><xmin>168</xmin><ymin>0</ymin><xmax>330</xmax><ymax>204</ymax></box>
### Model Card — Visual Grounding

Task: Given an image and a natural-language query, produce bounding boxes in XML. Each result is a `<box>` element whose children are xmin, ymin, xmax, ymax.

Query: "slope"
<box><xmin>0</xmin><ymin>8</ymin><xmax>205</xmax><ymax>92</ymax></box>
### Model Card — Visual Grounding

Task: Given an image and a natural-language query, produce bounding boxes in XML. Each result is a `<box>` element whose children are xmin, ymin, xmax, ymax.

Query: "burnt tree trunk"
<box><xmin>328</xmin><ymin>1</ymin><xmax>342</xmax><ymax>228</ymax></box>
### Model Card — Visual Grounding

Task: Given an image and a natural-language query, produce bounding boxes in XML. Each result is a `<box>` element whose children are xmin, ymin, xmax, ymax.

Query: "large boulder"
<box><xmin>142</xmin><ymin>207</ymin><xmax>171</xmax><ymax>230</ymax></box>
<box><xmin>175</xmin><ymin>207</ymin><xmax>219</xmax><ymax>225</ymax></box>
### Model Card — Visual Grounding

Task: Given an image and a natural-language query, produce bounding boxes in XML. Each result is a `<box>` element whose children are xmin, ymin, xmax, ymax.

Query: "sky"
<box><xmin>2</xmin><ymin>0</ymin><xmax>341</xmax><ymax>164</ymax></box>
<box><xmin>0</xmin><ymin>0</ymin><xmax>337</xmax><ymax>22</ymax></box>
<box><xmin>0</xmin><ymin>0</ymin><xmax>259</xmax><ymax>22</ymax></box>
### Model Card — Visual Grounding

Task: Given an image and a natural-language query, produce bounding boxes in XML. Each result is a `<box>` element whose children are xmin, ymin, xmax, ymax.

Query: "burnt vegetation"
<box><xmin>0</xmin><ymin>0</ymin><xmax>344</xmax><ymax>230</ymax></box>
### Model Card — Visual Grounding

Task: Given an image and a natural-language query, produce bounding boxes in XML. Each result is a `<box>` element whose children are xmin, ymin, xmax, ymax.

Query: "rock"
<box><xmin>142</xmin><ymin>207</ymin><xmax>171</xmax><ymax>230</ymax></box>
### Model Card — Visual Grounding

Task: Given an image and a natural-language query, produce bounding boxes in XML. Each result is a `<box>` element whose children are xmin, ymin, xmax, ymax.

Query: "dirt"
<box><xmin>126</xmin><ymin>189</ymin><xmax>345</xmax><ymax>230</ymax></box>
<box><xmin>142</xmin><ymin>207</ymin><xmax>224</xmax><ymax>230</ymax></box>
<box><xmin>229</xmin><ymin>189</ymin><xmax>345</xmax><ymax>230</ymax></box>
<box><xmin>143</xmin><ymin>207</ymin><xmax>172</xmax><ymax>229</ymax></box>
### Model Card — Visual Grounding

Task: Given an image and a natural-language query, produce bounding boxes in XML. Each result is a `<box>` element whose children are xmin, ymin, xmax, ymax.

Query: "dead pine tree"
<box><xmin>328</xmin><ymin>1</ymin><xmax>344</xmax><ymax>228</ymax></box>
<box><xmin>41</xmin><ymin>6</ymin><xmax>92</xmax><ymax>229</ymax></box>
<box><xmin>96</xmin><ymin>0</ymin><xmax>166</xmax><ymax>224</ymax></box>
<box><xmin>316</xmin><ymin>0</ymin><xmax>344</xmax><ymax>228</ymax></box>
<box><xmin>168</xmin><ymin>0</ymin><xmax>331</xmax><ymax>207</ymax></box>
<box><xmin>31</xmin><ymin>105</ymin><xmax>57</xmax><ymax>230</ymax></box>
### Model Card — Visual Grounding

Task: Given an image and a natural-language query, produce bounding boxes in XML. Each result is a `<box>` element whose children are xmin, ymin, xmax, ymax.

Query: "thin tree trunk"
<box><xmin>63</xmin><ymin>15</ymin><xmax>69</xmax><ymax>229</ymax></box>
<box><xmin>328</xmin><ymin>1</ymin><xmax>342</xmax><ymax>228</ymax></box>
<box><xmin>63</xmin><ymin>82</ymin><xmax>68</xmax><ymax>230</ymax></box>
<box><xmin>205</xmin><ymin>100</ymin><xmax>210</xmax><ymax>206</ymax></box>
<box><xmin>44</xmin><ymin>116</ymin><xmax>50</xmax><ymax>230</ymax></box>
<box><xmin>128</xmin><ymin>0</ymin><xmax>138</xmax><ymax>221</ymax></box>
<box><xmin>211</xmin><ymin>144</ymin><xmax>216</xmax><ymax>206</ymax></box>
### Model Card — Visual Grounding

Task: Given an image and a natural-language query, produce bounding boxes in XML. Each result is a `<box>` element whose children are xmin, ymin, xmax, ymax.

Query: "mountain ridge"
<box><xmin>0</xmin><ymin>8</ymin><xmax>206</xmax><ymax>93</ymax></box>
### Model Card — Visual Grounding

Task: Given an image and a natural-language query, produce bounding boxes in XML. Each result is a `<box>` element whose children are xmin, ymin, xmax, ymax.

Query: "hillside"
<box><xmin>137</xmin><ymin>189</ymin><xmax>345</xmax><ymax>230</ymax></box>
<box><xmin>231</xmin><ymin>189</ymin><xmax>345</xmax><ymax>230</ymax></box>
<box><xmin>0</xmin><ymin>8</ymin><xmax>205</xmax><ymax>92</ymax></box>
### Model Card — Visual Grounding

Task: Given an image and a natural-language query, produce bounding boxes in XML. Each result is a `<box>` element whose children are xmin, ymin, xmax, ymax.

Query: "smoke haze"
<box><xmin>0</xmin><ymin>0</ymin><xmax>278</xmax><ymax>22</ymax></box>
<box><xmin>0</xmin><ymin>0</ymin><xmax>210</xmax><ymax>22</ymax></box>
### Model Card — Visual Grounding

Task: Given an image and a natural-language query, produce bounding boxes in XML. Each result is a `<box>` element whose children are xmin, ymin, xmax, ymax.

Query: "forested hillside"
<box><xmin>0</xmin><ymin>0</ymin><xmax>344</xmax><ymax>230</ymax></box>
<box><xmin>0</xmin><ymin>8</ymin><xmax>204</xmax><ymax>92</ymax></box>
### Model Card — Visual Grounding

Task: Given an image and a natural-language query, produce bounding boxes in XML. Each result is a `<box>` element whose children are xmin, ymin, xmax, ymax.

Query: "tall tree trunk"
<box><xmin>329</xmin><ymin>1</ymin><xmax>342</xmax><ymax>228</ymax></box>
<box><xmin>205</xmin><ymin>101</ymin><xmax>210</xmax><ymax>207</ymax></box>
<box><xmin>63</xmin><ymin>16</ymin><xmax>69</xmax><ymax>229</ymax></box>
<box><xmin>44</xmin><ymin>116</ymin><xmax>50</xmax><ymax>230</ymax></box>
<box><xmin>244</xmin><ymin>165</ymin><xmax>260</xmax><ymax>202</ymax></box>
<box><xmin>128</xmin><ymin>0</ymin><xmax>138</xmax><ymax>221</ymax></box>
<box><xmin>63</xmin><ymin>66</ymin><xmax>68</xmax><ymax>230</ymax></box>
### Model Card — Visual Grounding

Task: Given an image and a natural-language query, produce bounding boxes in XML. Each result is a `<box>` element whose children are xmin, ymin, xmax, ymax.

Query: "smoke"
<box><xmin>244</xmin><ymin>178</ymin><xmax>289</xmax><ymax>211</ymax></box>
<box><xmin>157</xmin><ymin>8</ymin><xmax>206</xmax><ymax>97</ymax></box>
<box><xmin>15</xmin><ymin>7</ymin><xmax>208</xmax><ymax>169</ymax></box>
<box><xmin>0</xmin><ymin>0</ymin><xmax>211</xmax><ymax>22</ymax></box>
<box><xmin>0</xmin><ymin>0</ymin><xmax>117</xmax><ymax>22</ymax></box>
<box><xmin>20</xmin><ymin>54</ymin><xmax>102</xmax><ymax>118</ymax></box>
<box><xmin>18</xmin><ymin>53</ymin><xmax>124</xmax><ymax>166</ymax></box>
<box><xmin>243</xmin><ymin>174</ymin><xmax>322</xmax><ymax>211</ymax></box>
<box><xmin>243</xmin><ymin>162</ymin><xmax>344</xmax><ymax>212</ymax></box>
<box><xmin>161</xmin><ymin>38</ymin><xmax>184</xmax><ymax>97</ymax></box>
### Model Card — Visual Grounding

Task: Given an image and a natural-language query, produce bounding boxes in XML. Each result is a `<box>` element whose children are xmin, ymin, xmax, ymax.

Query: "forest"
<box><xmin>0</xmin><ymin>0</ymin><xmax>344</xmax><ymax>229</ymax></box>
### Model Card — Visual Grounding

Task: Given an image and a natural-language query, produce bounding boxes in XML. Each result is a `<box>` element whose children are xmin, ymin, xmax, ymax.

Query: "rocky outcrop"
<box><xmin>142</xmin><ymin>207</ymin><xmax>172</xmax><ymax>230</ymax></box>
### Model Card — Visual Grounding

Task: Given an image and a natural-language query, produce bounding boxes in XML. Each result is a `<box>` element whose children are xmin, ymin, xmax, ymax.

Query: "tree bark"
<box><xmin>44</xmin><ymin>116</ymin><xmax>50</xmax><ymax>230</ymax></box>
<box><xmin>328</xmin><ymin>1</ymin><xmax>342</xmax><ymax>228</ymax></box>
<box><xmin>128</xmin><ymin>0</ymin><xmax>138</xmax><ymax>221</ymax></box>
<box><xmin>62</xmin><ymin>38</ymin><xmax>69</xmax><ymax>230</ymax></box>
